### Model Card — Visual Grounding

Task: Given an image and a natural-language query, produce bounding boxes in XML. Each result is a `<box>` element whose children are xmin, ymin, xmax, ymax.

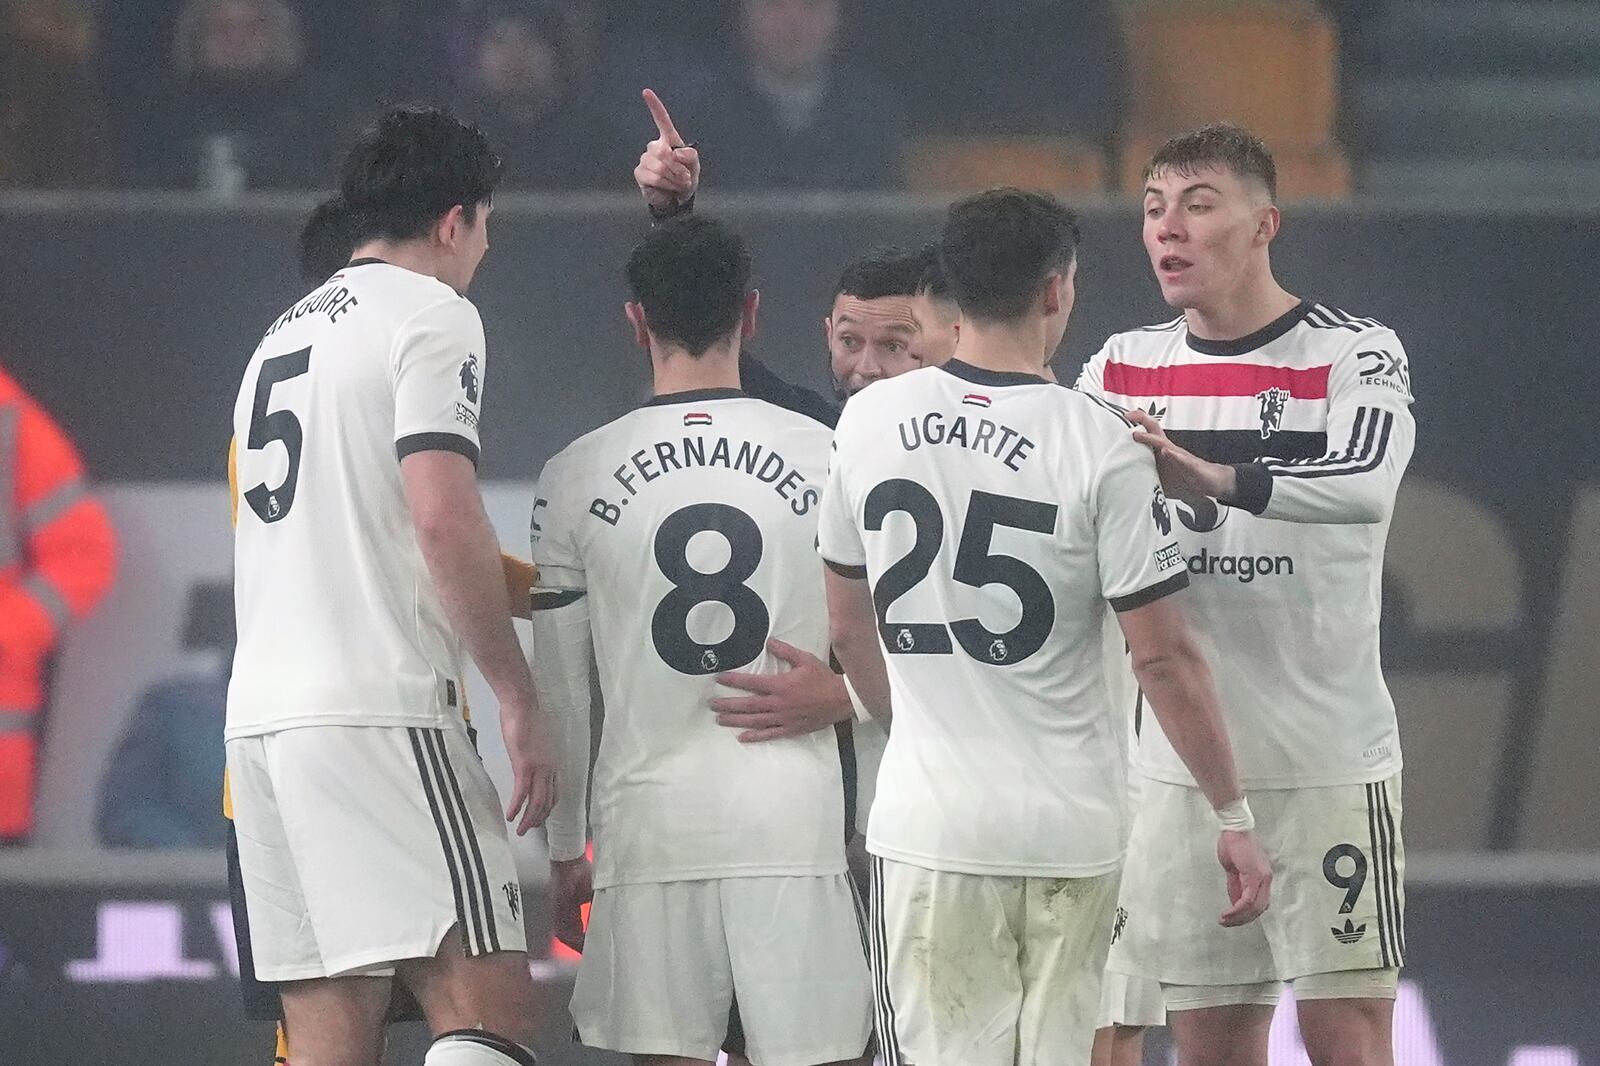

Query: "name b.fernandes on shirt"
<box><xmin>567</xmin><ymin>433</ymin><xmax>822</xmax><ymax>528</ymax></box>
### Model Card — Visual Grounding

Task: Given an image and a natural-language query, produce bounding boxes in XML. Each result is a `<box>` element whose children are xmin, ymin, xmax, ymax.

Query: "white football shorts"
<box><xmin>227</xmin><ymin>723</ymin><xmax>525</xmax><ymax>981</ymax></box>
<box><xmin>571</xmin><ymin>874</ymin><xmax>873</xmax><ymax>1066</ymax></box>
<box><xmin>1109</xmin><ymin>773</ymin><xmax>1405</xmax><ymax>989</ymax></box>
<box><xmin>870</xmin><ymin>856</ymin><xmax>1120</xmax><ymax>1066</ymax></box>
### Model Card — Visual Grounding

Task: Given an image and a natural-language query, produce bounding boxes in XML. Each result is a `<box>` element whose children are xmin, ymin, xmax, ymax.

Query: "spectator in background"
<box><xmin>454</xmin><ymin>2</ymin><xmax>602</xmax><ymax>189</ymax></box>
<box><xmin>299</xmin><ymin>0</ymin><xmax>603</xmax><ymax>109</ymax></box>
<box><xmin>0</xmin><ymin>362</ymin><xmax>116</xmax><ymax>844</ymax></box>
<box><xmin>0</xmin><ymin>0</ymin><xmax>114</xmax><ymax>188</ymax></box>
<box><xmin>130</xmin><ymin>0</ymin><xmax>343</xmax><ymax>191</ymax></box>
<box><xmin>98</xmin><ymin>673</ymin><xmax>226</xmax><ymax>847</ymax></box>
<box><xmin>97</xmin><ymin>584</ymin><xmax>229</xmax><ymax>849</ymax></box>
<box><xmin>858</xmin><ymin>0</ymin><xmax>1121</xmax><ymax>142</ymax></box>
<box><xmin>692</xmin><ymin>0</ymin><xmax>901</xmax><ymax>190</ymax></box>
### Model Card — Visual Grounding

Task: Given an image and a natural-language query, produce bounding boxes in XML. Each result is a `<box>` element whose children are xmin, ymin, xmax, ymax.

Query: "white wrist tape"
<box><xmin>843</xmin><ymin>674</ymin><xmax>872</xmax><ymax>724</ymax></box>
<box><xmin>1215</xmin><ymin>797</ymin><xmax>1255</xmax><ymax>833</ymax></box>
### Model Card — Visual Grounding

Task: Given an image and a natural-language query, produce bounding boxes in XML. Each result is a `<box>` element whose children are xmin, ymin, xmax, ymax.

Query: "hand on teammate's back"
<box><xmin>500</xmin><ymin>696</ymin><xmax>558</xmax><ymax>835</ymax></box>
<box><xmin>711</xmin><ymin>639</ymin><xmax>853</xmax><ymax>742</ymax></box>
<box><xmin>635</xmin><ymin>88</ymin><xmax>701</xmax><ymax>214</ymax></box>
<box><xmin>1216</xmin><ymin>828</ymin><xmax>1273</xmax><ymax>927</ymax></box>
<box><xmin>1128</xmin><ymin>408</ymin><xmax>1236</xmax><ymax>506</ymax></box>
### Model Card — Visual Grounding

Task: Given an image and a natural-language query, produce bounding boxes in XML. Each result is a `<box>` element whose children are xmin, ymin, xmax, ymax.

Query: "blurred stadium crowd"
<box><xmin>2</xmin><ymin>0</ymin><xmax>1381</xmax><ymax>197</ymax></box>
<box><xmin>12</xmin><ymin>0</ymin><xmax>1593</xmax><ymax>201</ymax></box>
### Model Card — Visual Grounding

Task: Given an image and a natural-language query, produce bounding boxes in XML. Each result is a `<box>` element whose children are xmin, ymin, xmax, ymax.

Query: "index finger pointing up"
<box><xmin>643</xmin><ymin>88</ymin><xmax>683</xmax><ymax>147</ymax></box>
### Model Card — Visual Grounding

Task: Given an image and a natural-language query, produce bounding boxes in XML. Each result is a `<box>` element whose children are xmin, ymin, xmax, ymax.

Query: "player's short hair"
<box><xmin>913</xmin><ymin>242</ymin><xmax>952</xmax><ymax>302</ymax></box>
<box><xmin>1144</xmin><ymin>123</ymin><xmax>1278</xmax><ymax>202</ymax></box>
<box><xmin>626</xmin><ymin>215</ymin><xmax>752</xmax><ymax>356</ymax></box>
<box><xmin>299</xmin><ymin>195</ymin><xmax>357</xmax><ymax>283</ymax></box>
<box><xmin>340</xmin><ymin>106</ymin><xmax>502</xmax><ymax>244</ymax></box>
<box><xmin>833</xmin><ymin>245</ymin><xmax>930</xmax><ymax>303</ymax></box>
<box><xmin>938</xmin><ymin>188</ymin><xmax>1080</xmax><ymax>324</ymax></box>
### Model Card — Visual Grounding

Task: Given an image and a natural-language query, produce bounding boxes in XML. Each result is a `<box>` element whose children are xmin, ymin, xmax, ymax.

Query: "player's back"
<box><xmin>532</xmin><ymin>391</ymin><xmax>843</xmax><ymax>888</ymax></box>
<box><xmin>228</xmin><ymin>260</ymin><xmax>487</xmax><ymax>739</ymax></box>
<box><xmin>821</xmin><ymin>361</ymin><xmax>1190</xmax><ymax>878</ymax></box>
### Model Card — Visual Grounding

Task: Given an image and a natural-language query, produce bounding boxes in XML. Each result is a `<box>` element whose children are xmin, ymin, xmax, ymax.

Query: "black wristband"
<box><xmin>648</xmin><ymin>191</ymin><xmax>696</xmax><ymax>223</ymax></box>
<box><xmin>1225</xmin><ymin>462</ymin><xmax>1274</xmax><ymax>515</ymax></box>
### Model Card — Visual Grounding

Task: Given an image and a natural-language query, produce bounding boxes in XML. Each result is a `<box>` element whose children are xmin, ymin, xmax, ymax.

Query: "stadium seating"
<box><xmin>1386</xmin><ymin>480</ymin><xmax>1525</xmax><ymax>850</ymax></box>
<box><xmin>1523</xmin><ymin>490</ymin><xmax>1600</xmax><ymax>850</ymax></box>
<box><xmin>1115</xmin><ymin>0</ymin><xmax>1352</xmax><ymax>199</ymax></box>
<box><xmin>902</xmin><ymin>135</ymin><xmax>1108</xmax><ymax>197</ymax></box>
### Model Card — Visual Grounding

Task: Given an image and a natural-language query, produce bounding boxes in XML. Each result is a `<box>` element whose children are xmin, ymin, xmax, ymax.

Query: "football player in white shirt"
<box><xmin>818</xmin><ymin>188</ymin><xmax>1273</xmax><ymax>1066</ymax></box>
<box><xmin>1080</xmin><ymin>125</ymin><xmax>1416</xmax><ymax>1066</ymax></box>
<box><xmin>529</xmin><ymin>215</ymin><xmax>873</xmax><ymax>1066</ymax></box>
<box><xmin>226</xmin><ymin>107</ymin><xmax>555</xmax><ymax>1066</ymax></box>
<box><xmin>633</xmin><ymin>86</ymin><xmax>960</xmax><ymax>838</ymax></box>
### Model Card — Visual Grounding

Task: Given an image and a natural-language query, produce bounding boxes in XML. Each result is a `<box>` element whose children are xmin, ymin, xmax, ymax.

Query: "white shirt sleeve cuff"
<box><xmin>844</xmin><ymin>673</ymin><xmax>873</xmax><ymax>724</ymax></box>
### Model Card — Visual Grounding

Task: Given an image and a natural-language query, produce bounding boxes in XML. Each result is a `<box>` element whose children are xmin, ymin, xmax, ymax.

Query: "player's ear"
<box><xmin>1257</xmin><ymin>204</ymin><xmax>1281</xmax><ymax>245</ymax></box>
<box><xmin>742</xmin><ymin>290</ymin><xmax>760</xmax><ymax>340</ymax></box>
<box><xmin>624</xmin><ymin>302</ymin><xmax>650</xmax><ymax>350</ymax></box>
<box><xmin>1059</xmin><ymin>259</ymin><xmax>1078</xmax><ymax>318</ymax></box>
<box><xmin>1041</xmin><ymin>270</ymin><xmax>1068</xmax><ymax>318</ymax></box>
<box><xmin>437</xmin><ymin>204</ymin><xmax>466</xmax><ymax>248</ymax></box>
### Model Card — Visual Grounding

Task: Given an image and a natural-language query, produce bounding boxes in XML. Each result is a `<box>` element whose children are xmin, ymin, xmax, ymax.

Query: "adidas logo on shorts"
<box><xmin>1331</xmin><ymin>918</ymin><xmax>1367</xmax><ymax>945</ymax></box>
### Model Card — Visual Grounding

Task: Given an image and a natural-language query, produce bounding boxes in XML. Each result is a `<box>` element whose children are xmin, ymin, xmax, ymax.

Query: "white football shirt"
<box><xmin>227</xmin><ymin>260</ymin><xmax>487</xmax><ymax>739</ymax></box>
<box><xmin>1077</xmin><ymin>300</ymin><xmax>1414</xmax><ymax>789</ymax></box>
<box><xmin>531</xmin><ymin>390</ymin><xmax>844</xmax><ymax>889</ymax></box>
<box><xmin>817</xmin><ymin>360</ymin><xmax>1190</xmax><ymax>877</ymax></box>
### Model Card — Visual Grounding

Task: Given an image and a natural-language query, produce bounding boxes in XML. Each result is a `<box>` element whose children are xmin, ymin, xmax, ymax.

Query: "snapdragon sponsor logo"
<box><xmin>1187</xmin><ymin>547</ymin><xmax>1295</xmax><ymax>583</ymax></box>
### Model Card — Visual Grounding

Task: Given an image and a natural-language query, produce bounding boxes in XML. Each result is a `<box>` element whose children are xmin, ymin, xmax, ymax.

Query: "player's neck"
<box><xmin>650</xmin><ymin>341</ymin><xmax>742</xmax><ymax>397</ymax></box>
<box><xmin>1184</xmin><ymin>271</ymin><xmax>1300</xmax><ymax>345</ymax></box>
<box><xmin>952</xmin><ymin>319</ymin><xmax>1052</xmax><ymax>378</ymax></box>
<box><xmin>349</xmin><ymin>239</ymin><xmax>449</xmax><ymax>287</ymax></box>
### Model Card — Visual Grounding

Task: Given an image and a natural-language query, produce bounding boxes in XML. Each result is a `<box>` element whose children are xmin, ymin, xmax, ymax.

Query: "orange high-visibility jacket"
<box><xmin>0</xmin><ymin>366</ymin><xmax>116</xmax><ymax>839</ymax></box>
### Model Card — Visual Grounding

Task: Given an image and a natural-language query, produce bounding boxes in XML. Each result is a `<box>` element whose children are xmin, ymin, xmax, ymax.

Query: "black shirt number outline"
<box><xmin>243</xmin><ymin>346</ymin><xmax>312</xmax><ymax>524</ymax></box>
<box><xmin>864</xmin><ymin>480</ymin><xmax>1059</xmax><ymax>667</ymax></box>
<box><xmin>650</xmin><ymin>502</ymin><xmax>771</xmax><ymax>675</ymax></box>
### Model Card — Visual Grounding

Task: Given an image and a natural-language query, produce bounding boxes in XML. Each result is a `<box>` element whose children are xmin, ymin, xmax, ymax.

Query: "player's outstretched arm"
<box><xmin>635</xmin><ymin>88</ymin><xmax>700</xmax><ymax>220</ymax></box>
<box><xmin>1230</xmin><ymin>338</ymin><xmax>1416</xmax><ymax>524</ymax></box>
<box><xmin>1118</xmin><ymin>596</ymin><xmax>1272</xmax><ymax>927</ymax></box>
<box><xmin>711</xmin><ymin>638</ymin><xmax>854</xmax><ymax>742</ymax></box>
<box><xmin>402</xmin><ymin>451</ymin><xmax>557</xmax><ymax>835</ymax></box>
<box><xmin>1126</xmin><ymin>408</ymin><xmax>1239</xmax><ymax>507</ymax></box>
<box><xmin>1128</xmin><ymin>337</ymin><xmax>1416</xmax><ymax>526</ymax></box>
<box><xmin>825</xmin><ymin>568</ymin><xmax>893</xmax><ymax>723</ymax></box>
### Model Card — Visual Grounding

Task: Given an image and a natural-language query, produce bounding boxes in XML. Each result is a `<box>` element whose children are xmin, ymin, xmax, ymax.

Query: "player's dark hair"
<box><xmin>833</xmin><ymin>245</ymin><xmax>927</xmax><ymax>302</ymax></box>
<box><xmin>937</xmin><ymin>187</ymin><xmax>1080</xmax><ymax>323</ymax></box>
<box><xmin>299</xmin><ymin>195</ymin><xmax>358</xmax><ymax>283</ymax></box>
<box><xmin>913</xmin><ymin>242</ymin><xmax>951</xmax><ymax>301</ymax></box>
<box><xmin>626</xmin><ymin>215</ymin><xmax>752</xmax><ymax>356</ymax></box>
<box><xmin>339</xmin><ymin>106</ymin><xmax>502</xmax><ymax>244</ymax></box>
<box><xmin>1144</xmin><ymin>123</ymin><xmax>1278</xmax><ymax>202</ymax></box>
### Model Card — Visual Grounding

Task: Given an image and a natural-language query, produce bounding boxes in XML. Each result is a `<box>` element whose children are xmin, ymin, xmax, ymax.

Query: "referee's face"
<box><xmin>1142</xmin><ymin>166</ymin><xmax>1266</xmax><ymax>311</ymax></box>
<box><xmin>826</xmin><ymin>294</ymin><xmax>926</xmax><ymax>398</ymax></box>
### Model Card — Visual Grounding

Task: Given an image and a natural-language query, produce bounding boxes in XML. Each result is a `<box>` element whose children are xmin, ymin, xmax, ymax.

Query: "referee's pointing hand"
<box><xmin>635</xmin><ymin>88</ymin><xmax>701</xmax><ymax>214</ymax></box>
